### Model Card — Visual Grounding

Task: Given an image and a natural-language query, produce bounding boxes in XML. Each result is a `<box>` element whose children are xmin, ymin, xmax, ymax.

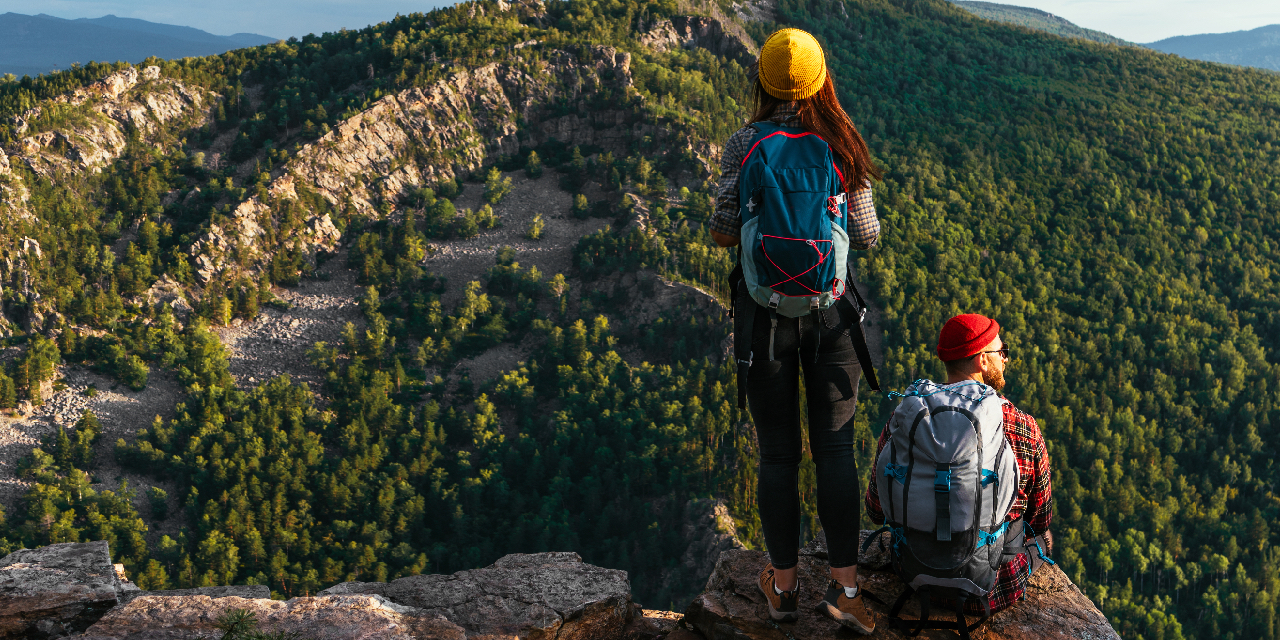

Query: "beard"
<box><xmin>985</xmin><ymin>366</ymin><xmax>1006</xmax><ymax>393</ymax></box>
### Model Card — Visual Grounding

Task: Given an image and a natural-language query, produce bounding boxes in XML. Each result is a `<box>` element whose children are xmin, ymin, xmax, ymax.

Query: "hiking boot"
<box><xmin>816</xmin><ymin>579</ymin><xmax>875</xmax><ymax>634</ymax></box>
<box><xmin>757</xmin><ymin>565</ymin><xmax>800</xmax><ymax>622</ymax></box>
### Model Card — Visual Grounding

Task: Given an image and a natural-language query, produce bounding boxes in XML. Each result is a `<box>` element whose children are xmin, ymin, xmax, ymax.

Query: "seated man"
<box><xmin>865</xmin><ymin>313</ymin><xmax>1054</xmax><ymax>613</ymax></box>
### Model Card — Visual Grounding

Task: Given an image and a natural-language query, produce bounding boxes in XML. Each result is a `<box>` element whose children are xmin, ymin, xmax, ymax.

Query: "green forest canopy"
<box><xmin>0</xmin><ymin>0</ymin><xmax>1278</xmax><ymax>638</ymax></box>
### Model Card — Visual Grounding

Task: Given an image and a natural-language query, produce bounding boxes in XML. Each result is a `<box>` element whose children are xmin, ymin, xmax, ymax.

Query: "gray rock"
<box><xmin>380</xmin><ymin>551</ymin><xmax>634</xmax><ymax>639</ymax></box>
<box><xmin>115</xmin><ymin>585</ymin><xmax>271</xmax><ymax>607</ymax></box>
<box><xmin>78</xmin><ymin>594</ymin><xmax>466</xmax><ymax>640</ymax></box>
<box><xmin>0</xmin><ymin>540</ymin><xmax>120</xmax><ymax>637</ymax></box>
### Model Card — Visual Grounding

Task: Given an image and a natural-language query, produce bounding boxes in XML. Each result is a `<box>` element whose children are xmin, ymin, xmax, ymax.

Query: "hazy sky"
<box><xmin>1004</xmin><ymin>0</ymin><xmax>1280</xmax><ymax>42</ymax></box>
<box><xmin>2</xmin><ymin>0</ymin><xmax>1278</xmax><ymax>42</ymax></box>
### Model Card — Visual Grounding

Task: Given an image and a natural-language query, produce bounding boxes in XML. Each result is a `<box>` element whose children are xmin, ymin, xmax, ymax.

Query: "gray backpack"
<box><xmin>867</xmin><ymin>379</ymin><xmax>1030</xmax><ymax>638</ymax></box>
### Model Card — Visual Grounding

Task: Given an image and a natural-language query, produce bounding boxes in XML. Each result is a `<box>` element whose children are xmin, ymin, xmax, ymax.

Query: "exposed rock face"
<box><xmin>6</xmin><ymin>66</ymin><xmax>213</xmax><ymax>179</ymax></box>
<box><xmin>641</xmin><ymin>16</ymin><xmax>758</xmax><ymax>63</ymax></box>
<box><xmin>142</xmin><ymin>275</ymin><xmax>194</xmax><ymax>318</ymax></box>
<box><xmin>684</xmin><ymin>532</ymin><xmax>1120</xmax><ymax>639</ymax></box>
<box><xmin>0</xmin><ymin>150</ymin><xmax>33</xmax><ymax>221</ymax></box>
<box><xmin>320</xmin><ymin>551</ymin><xmax>634</xmax><ymax>639</ymax></box>
<box><xmin>0</xmin><ymin>540</ymin><xmax>122</xmax><ymax>638</ymax></box>
<box><xmin>187</xmin><ymin>175</ymin><xmax>343</xmax><ymax>283</ymax></box>
<box><xmin>188</xmin><ymin>45</ymin><xmax>640</xmax><ymax>284</ymax></box>
<box><xmin>79</xmin><ymin>594</ymin><xmax>467</xmax><ymax>640</ymax></box>
<box><xmin>660</xmin><ymin>499</ymin><xmax>746</xmax><ymax>603</ymax></box>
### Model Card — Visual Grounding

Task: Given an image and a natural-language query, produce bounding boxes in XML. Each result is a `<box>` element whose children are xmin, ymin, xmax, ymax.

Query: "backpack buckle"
<box><xmin>827</xmin><ymin>193</ymin><xmax>847</xmax><ymax>218</ymax></box>
<box><xmin>934</xmin><ymin>469</ymin><xmax>952</xmax><ymax>492</ymax></box>
<box><xmin>810</xmin><ymin>297</ymin><xmax>820</xmax><ymax>311</ymax></box>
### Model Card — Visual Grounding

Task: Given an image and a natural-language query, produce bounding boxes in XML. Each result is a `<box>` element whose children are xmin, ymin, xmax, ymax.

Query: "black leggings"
<box><xmin>741</xmin><ymin>290</ymin><xmax>863</xmax><ymax>570</ymax></box>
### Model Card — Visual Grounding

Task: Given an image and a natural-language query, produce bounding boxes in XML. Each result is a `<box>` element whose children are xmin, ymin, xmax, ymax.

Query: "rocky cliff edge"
<box><xmin>0</xmin><ymin>532</ymin><xmax>1118</xmax><ymax>640</ymax></box>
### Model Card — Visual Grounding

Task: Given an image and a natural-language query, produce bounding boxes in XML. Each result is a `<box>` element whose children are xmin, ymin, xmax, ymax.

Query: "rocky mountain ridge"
<box><xmin>189</xmin><ymin>44</ymin><xmax>639</xmax><ymax>284</ymax></box>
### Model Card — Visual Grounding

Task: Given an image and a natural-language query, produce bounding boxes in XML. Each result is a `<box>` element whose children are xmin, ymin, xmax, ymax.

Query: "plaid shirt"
<box><xmin>865</xmin><ymin>399</ymin><xmax>1054</xmax><ymax>614</ymax></box>
<box><xmin>710</xmin><ymin>104</ymin><xmax>880</xmax><ymax>250</ymax></box>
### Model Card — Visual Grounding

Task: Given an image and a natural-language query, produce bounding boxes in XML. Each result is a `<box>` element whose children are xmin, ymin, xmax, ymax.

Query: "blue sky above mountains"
<box><xmin>0</xmin><ymin>0</ymin><xmax>1277</xmax><ymax>45</ymax></box>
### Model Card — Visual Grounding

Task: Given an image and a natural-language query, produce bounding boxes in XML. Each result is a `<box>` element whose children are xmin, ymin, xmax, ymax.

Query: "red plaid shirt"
<box><xmin>864</xmin><ymin>399</ymin><xmax>1053</xmax><ymax>613</ymax></box>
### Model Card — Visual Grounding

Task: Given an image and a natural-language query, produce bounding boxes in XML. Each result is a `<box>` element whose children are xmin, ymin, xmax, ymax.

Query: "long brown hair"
<box><xmin>749</xmin><ymin>72</ymin><xmax>882</xmax><ymax>193</ymax></box>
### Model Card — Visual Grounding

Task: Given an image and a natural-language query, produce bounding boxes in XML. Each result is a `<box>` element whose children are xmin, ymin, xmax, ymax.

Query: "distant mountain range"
<box><xmin>950</xmin><ymin>1</ymin><xmax>1280</xmax><ymax>72</ymax></box>
<box><xmin>948</xmin><ymin>1</ymin><xmax>1131</xmax><ymax>46</ymax></box>
<box><xmin>0</xmin><ymin>13</ymin><xmax>277</xmax><ymax>78</ymax></box>
<box><xmin>1147</xmin><ymin>25</ymin><xmax>1280</xmax><ymax>72</ymax></box>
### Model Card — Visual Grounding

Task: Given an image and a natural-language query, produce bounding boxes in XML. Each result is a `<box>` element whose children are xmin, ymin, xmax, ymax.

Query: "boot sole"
<box><xmin>816</xmin><ymin>600</ymin><xmax>875</xmax><ymax>634</ymax></box>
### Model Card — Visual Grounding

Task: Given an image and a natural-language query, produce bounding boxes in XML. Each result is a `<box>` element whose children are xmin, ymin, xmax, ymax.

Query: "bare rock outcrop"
<box><xmin>0</xmin><ymin>537</ymin><xmax>1119</xmax><ymax>640</ymax></box>
<box><xmin>142</xmin><ymin>275</ymin><xmax>194</xmax><ymax>318</ymax></box>
<box><xmin>6</xmin><ymin>66</ymin><xmax>213</xmax><ymax>179</ymax></box>
<box><xmin>641</xmin><ymin>16</ymin><xmax>758</xmax><ymax>63</ymax></box>
<box><xmin>0</xmin><ymin>540</ymin><xmax>123</xmax><ymax>638</ymax></box>
<box><xmin>684</xmin><ymin>532</ymin><xmax>1120</xmax><ymax>639</ymax></box>
<box><xmin>660</xmin><ymin>499</ymin><xmax>746</xmax><ymax>603</ymax></box>
<box><xmin>79</xmin><ymin>594</ymin><xmax>467</xmax><ymax>640</ymax></box>
<box><xmin>320</xmin><ymin>551</ymin><xmax>634</xmax><ymax>639</ymax></box>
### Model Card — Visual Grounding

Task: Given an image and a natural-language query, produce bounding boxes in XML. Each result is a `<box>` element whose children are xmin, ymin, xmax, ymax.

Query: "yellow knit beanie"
<box><xmin>758</xmin><ymin>28</ymin><xmax>827</xmax><ymax>101</ymax></box>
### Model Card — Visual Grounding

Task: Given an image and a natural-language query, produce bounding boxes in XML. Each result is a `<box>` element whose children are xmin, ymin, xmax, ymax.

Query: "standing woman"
<box><xmin>709</xmin><ymin>28</ymin><xmax>881</xmax><ymax>634</ymax></box>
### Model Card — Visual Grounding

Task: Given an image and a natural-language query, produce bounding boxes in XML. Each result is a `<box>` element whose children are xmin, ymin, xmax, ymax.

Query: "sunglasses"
<box><xmin>971</xmin><ymin>348</ymin><xmax>1010</xmax><ymax>361</ymax></box>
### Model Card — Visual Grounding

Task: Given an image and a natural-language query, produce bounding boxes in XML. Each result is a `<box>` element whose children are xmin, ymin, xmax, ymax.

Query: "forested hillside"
<box><xmin>948</xmin><ymin>1</ymin><xmax>1130</xmax><ymax>46</ymax></box>
<box><xmin>0</xmin><ymin>0</ymin><xmax>1278</xmax><ymax>638</ymax></box>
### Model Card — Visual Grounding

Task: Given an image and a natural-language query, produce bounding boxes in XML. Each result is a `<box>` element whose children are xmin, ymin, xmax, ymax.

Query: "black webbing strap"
<box><xmin>839</xmin><ymin>266</ymin><xmax>880</xmax><ymax>391</ymax></box>
<box><xmin>956</xmin><ymin>600</ymin><xmax>973</xmax><ymax>640</ymax></box>
<box><xmin>809</xmin><ymin>297</ymin><xmax>821</xmax><ymax>364</ymax></box>
<box><xmin>889</xmin><ymin>587</ymin><xmax>990</xmax><ymax>638</ymax></box>
<box><xmin>935</xmin><ymin>462</ymin><xmax>952</xmax><ymax>542</ymax></box>
<box><xmin>767</xmin><ymin>299</ymin><xmax>779</xmax><ymax>361</ymax></box>
<box><xmin>729</xmin><ymin>264</ymin><xmax>753</xmax><ymax>411</ymax></box>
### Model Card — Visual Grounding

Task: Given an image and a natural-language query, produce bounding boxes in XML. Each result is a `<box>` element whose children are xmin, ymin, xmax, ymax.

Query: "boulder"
<box><xmin>78</xmin><ymin>594</ymin><xmax>466</xmax><ymax>640</ymax></box>
<box><xmin>685</xmin><ymin>532</ymin><xmax>1120</xmax><ymax>640</ymax></box>
<box><xmin>321</xmin><ymin>551</ymin><xmax>634</xmax><ymax>639</ymax></box>
<box><xmin>0</xmin><ymin>540</ymin><xmax>121</xmax><ymax>637</ymax></box>
<box><xmin>143</xmin><ymin>275</ymin><xmax>193</xmax><ymax>319</ymax></box>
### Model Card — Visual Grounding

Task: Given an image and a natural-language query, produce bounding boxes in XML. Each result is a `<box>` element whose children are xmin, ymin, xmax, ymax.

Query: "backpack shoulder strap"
<box><xmin>840</xmin><ymin>265</ymin><xmax>880</xmax><ymax>391</ymax></box>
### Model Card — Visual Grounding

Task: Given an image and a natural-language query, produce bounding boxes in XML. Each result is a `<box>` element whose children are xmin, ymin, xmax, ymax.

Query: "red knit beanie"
<box><xmin>936</xmin><ymin>314</ymin><xmax>1001</xmax><ymax>361</ymax></box>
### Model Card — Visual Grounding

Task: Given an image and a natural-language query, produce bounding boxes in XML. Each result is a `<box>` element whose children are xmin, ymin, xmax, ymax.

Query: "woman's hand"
<box><xmin>711</xmin><ymin>229</ymin><xmax>740</xmax><ymax>247</ymax></box>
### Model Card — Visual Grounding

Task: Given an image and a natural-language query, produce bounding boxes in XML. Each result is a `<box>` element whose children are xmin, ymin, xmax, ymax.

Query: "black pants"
<box><xmin>741</xmin><ymin>289</ymin><xmax>862</xmax><ymax>570</ymax></box>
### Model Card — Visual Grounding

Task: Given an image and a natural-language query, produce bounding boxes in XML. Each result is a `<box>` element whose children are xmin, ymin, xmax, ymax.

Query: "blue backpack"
<box><xmin>729</xmin><ymin>121</ymin><xmax>880</xmax><ymax>408</ymax></box>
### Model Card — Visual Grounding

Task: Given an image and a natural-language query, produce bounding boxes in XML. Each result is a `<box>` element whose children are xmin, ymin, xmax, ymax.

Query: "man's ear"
<box><xmin>977</xmin><ymin>353</ymin><xmax>996</xmax><ymax>377</ymax></box>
